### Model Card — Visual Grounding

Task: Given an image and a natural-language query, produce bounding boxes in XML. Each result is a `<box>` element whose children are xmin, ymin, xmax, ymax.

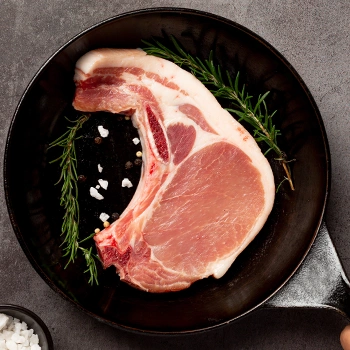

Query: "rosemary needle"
<box><xmin>49</xmin><ymin>114</ymin><xmax>99</xmax><ymax>285</ymax></box>
<box><xmin>142</xmin><ymin>36</ymin><xmax>295</xmax><ymax>190</ymax></box>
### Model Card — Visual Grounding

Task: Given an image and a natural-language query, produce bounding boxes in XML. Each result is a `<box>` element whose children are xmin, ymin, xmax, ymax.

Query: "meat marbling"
<box><xmin>73</xmin><ymin>48</ymin><xmax>275</xmax><ymax>292</ymax></box>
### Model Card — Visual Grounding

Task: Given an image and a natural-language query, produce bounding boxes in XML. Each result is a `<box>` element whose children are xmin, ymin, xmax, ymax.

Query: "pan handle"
<box><xmin>264</xmin><ymin>222</ymin><xmax>350</xmax><ymax>319</ymax></box>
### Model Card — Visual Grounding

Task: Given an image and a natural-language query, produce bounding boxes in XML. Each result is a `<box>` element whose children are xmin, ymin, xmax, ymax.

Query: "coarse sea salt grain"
<box><xmin>0</xmin><ymin>313</ymin><xmax>41</xmax><ymax>350</ymax></box>
<box><xmin>11</xmin><ymin>333</ymin><xmax>25</xmax><ymax>343</ymax></box>
<box><xmin>122</xmin><ymin>178</ymin><xmax>133</xmax><ymax>188</ymax></box>
<box><xmin>0</xmin><ymin>314</ymin><xmax>8</xmax><ymax>331</ymax></box>
<box><xmin>132</xmin><ymin>137</ymin><xmax>140</xmax><ymax>145</ymax></box>
<box><xmin>89</xmin><ymin>187</ymin><xmax>104</xmax><ymax>200</ymax></box>
<box><xmin>98</xmin><ymin>179</ymin><xmax>108</xmax><ymax>190</ymax></box>
<box><xmin>97</xmin><ymin>125</ymin><xmax>109</xmax><ymax>138</ymax></box>
<box><xmin>98</xmin><ymin>164</ymin><xmax>103</xmax><ymax>173</ymax></box>
<box><xmin>99</xmin><ymin>213</ymin><xmax>110</xmax><ymax>222</ymax></box>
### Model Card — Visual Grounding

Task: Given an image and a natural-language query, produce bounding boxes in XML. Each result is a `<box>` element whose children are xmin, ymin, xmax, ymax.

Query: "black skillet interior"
<box><xmin>4</xmin><ymin>8</ymin><xmax>329</xmax><ymax>333</ymax></box>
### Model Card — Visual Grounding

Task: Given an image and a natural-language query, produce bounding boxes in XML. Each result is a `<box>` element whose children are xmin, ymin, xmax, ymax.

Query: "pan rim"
<box><xmin>3</xmin><ymin>6</ymin><xmax>331</xmax><ymax>334</ymax></box>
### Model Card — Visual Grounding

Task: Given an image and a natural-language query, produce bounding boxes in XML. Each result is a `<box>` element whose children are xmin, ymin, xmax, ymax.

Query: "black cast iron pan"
<box><xmin>4</xmin><ymin>8</ymin><xmax>350</xmax><ymax>334</ymax></box>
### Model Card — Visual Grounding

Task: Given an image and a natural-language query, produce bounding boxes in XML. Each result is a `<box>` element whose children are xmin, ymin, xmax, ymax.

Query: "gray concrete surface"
<box><xmin>1</xmin><ymin>0</ymin><xmax>350</xmax><ymax>349</ymax></box>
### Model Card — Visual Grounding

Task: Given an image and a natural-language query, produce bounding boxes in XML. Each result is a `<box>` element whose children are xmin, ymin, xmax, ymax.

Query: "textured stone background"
<box><xmin>1</xmin><ymin>1</ymin><xmax>350</xmax><ymax>349</ymax></box>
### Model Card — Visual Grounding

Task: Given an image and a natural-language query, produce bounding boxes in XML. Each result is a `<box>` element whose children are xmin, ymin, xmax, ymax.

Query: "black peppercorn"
<box><xmin>78</xmin><ymin>175</ymin><xmax>87</xmax><ymax>182</ymax></box>
<box><xmin>111</xmin><ymin>212</ymin><xmax>120</xmax><ymax>221</ymax></box>
<box><xmin>134</xmin><ymin>158</ymin><xmax>142</xmax><ymax>166</ymax></box>
<box><xmin>125</xmin><ymin>161</ymin><xmax>133</xmax><ymax>169</ymax></box>
<box><xmin>94</xmin><ymin>136</ymin><xmax>102</xmax><ymax>144</ymax></box>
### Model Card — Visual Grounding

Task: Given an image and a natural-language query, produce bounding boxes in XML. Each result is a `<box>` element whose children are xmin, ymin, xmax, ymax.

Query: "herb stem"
<box><xmin>49</xmin><ymin>114</ymin><xmax>99</xmax><ymax>285</ymax></box>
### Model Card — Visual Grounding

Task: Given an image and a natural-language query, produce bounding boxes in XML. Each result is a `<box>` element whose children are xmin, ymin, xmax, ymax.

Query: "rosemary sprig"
<box><xmin>142</xmin><ymin>37</ymin><xmax>294</xmax><ymax>190</ymax></box>
<box><xmin>49</xmin><ymin>114</ymin><xmax>99</xmax><ymax>285</ymax></box>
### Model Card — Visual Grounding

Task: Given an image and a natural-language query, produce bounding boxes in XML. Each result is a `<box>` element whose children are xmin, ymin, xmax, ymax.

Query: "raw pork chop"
<box><xmin>73</xmin><ymin>48</ymin><xmax>275</xmax><ymax>292</ymax></box>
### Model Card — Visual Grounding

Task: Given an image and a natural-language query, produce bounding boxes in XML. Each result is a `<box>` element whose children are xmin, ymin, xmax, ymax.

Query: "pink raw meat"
<box><xmin>73</xmin><ymin>48</ymin><xmax>275</xmax><ymax>292</ymax></box>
